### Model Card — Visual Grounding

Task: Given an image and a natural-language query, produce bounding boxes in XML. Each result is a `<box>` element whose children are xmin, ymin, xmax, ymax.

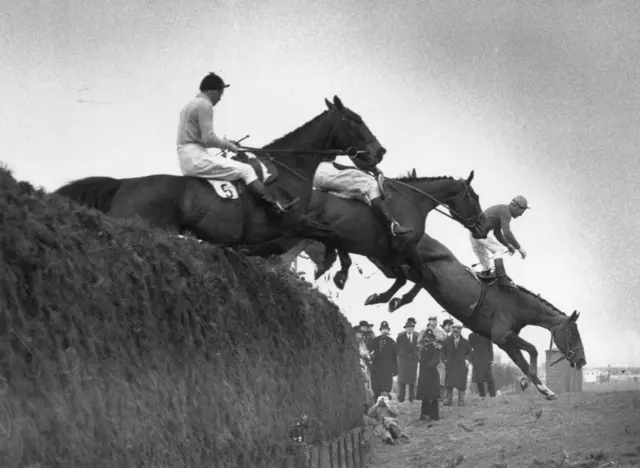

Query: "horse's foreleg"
<box><xmin>364</xmin><ymin>275</ymin><xmax>408</xmax><ymax>308</ymax></box>
<box><xmin>389</xmin><ymin>281</ymin><xmax>423</xmax><ymax>312</ymax></box>
<box><xmin>502</xmin><ymin>337</ymin><xmax>556</xmax><ymax>400</ymax></box>
<box><xmin>333</xmin><ymin>247</ymin><xmax>353</xmax><ymax>290</ymax></box>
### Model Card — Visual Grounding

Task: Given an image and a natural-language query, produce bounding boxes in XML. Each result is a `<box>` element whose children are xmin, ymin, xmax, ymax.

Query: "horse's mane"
<box><xmin>395</xmin><ymin>171</ymin><xmax>455</xmax><ymax>182</ymax></box>
<box><xmin>263</xmin><ymin>110</ymin><xmax>330</xmax><ymax>149</ymax></box>
<box><xmin>517</xmin><ymin>286</ymin><xmax>568</xmax><ymax>317</ymax></box>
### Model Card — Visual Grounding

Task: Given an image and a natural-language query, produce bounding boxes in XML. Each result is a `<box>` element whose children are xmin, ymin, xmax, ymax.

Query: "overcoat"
<box><xmin>416</xmin><ymin>344</ymin><xmax>441</xmax><ymax>400</ymax></box>
<box><xmin>441</xmin><ymin>335</ymin><xmax>471</xmax><ymax>389</ymax></box>
<box><xmin>469</xmin><ymin>332</ymin><xmax>495</xmax><ymax>383</ymax></box>
<box><xmin>368</xmin><ymin>335</ymin><xmax>398</xmax><ymax>395</ymax></box>
<box><xmin>396</xmin><ymin>331</ymin><xmax>419</xmax><ymax>385</ymax></box>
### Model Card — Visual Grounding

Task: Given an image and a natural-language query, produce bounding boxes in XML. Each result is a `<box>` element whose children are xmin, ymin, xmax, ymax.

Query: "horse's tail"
<box><xmin>54</xmin><ymin>176</ymin><xmax>122</xmax><ymax>213</ymax></box>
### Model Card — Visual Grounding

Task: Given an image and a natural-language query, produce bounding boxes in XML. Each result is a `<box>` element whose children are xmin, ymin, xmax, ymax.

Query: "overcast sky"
<box><xmin>2</xmin><ymin>0</ymin><xmax>639</xmax><ymax>367</ymax></box>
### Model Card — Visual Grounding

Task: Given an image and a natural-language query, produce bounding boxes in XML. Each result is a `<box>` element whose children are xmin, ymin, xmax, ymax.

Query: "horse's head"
<box><xmin>324</xmin><ymin>96</ymin><xmax>386</xmax><ymax>167</ymax></box>
<box><xmin>445</xmin><ymin>170</ymin><xmax>485</xmax><ymax>237</ymax></box>
<box><xmin>552</xmin><ymin>310</ymin><xmax>586</xmax><ymax>370</ymax></box>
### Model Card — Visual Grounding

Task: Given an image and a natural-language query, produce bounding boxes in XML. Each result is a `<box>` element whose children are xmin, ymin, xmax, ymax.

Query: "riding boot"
<box><xmin>457</xmin><ymin>389</ymin><xmax>466</xmax><ymax>406</ymax></box>
<box><xmin>443</xmin><ymin>387</ymin><xmax>453</xmax><ymax>406</ymax></box>
<box><xmin>370</xmin><ymin>197</ymin><xmax>413</xmax><ymax>236</ymax></box>
<box><xmin>493</xmin><ymin>258</ymin><xmax>516</xmax><ymax>290</ymax></box>
<box><xmin>247</xmin><ymin>180</ymin><xmax>299</xmax><ymax>213</ymax></box>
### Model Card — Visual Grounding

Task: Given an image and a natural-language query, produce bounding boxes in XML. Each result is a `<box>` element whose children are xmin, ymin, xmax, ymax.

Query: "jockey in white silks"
<box><xmin>469</xmin><ymin>195</ymin><xmax>530</xmax><ymax>290</ymax></box>
<box><xmin>314</xmin><ymin>160</ymin><xmax>412</xmax><ymax>236</ymax></box>
<box><xmin>176</xmin><ymin>72</ymin><xmax>298</xmax><ymax>214</ymax></box>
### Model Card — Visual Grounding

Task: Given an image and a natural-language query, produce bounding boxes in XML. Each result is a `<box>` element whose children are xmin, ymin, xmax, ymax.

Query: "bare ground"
<box><xmin>367</xmin><ymin>389</ymin><xmax>640</xmax><ymax>468</ymax></box>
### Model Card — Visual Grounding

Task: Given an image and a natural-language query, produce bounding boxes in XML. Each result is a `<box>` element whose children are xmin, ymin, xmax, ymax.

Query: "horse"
<box><xmin>256</xmin><ymin>170</ymin><xmax>485</xmax><ymax>302</ymax></box>
<box><xmin>54</xmin><ymin>96</ymin><xmax>385</xmax><ymax>248</ymax></box>
<box><xmin>411</xmin><ymin>233</ymin><xmax>586</xmax><ymax>400</ymax></box>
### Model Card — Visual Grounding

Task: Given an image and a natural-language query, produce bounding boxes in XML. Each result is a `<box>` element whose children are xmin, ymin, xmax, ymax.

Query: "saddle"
<box><xmin>204</xmin><ymin>152</ymin><xmax>279</xmax><ymax>201</ymax></box>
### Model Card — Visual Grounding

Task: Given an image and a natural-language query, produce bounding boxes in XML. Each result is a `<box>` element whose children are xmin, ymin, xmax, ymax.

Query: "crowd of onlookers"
<box><xmin>353</xmin><ymin>314</ymin><xmax>497</xmax><ymax>443</ymax></box>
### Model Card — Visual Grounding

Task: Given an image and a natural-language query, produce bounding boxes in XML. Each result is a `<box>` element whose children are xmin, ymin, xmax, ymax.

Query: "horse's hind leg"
<box><xmin>501</xmin><ymin>339</ymin><xmax>557</xmax><ymax>400</ymax></box>
<box><xmin>389</xmin><ymin>282</ymin><xmax>423</xmax><ymax>312</ymax></box>
<box><xmin>333</xmin><ymin>247</ymin><xmax>352</xmax><ymax>289</ymax></box>
<box><xmin>364</xmin><ymin>275</ymin><xmax>408</xmax><ymax>307</ymax></box>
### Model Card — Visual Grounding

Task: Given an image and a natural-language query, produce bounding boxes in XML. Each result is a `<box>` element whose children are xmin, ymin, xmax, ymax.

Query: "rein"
<box><xmin>387</xmin><ymin>178</ymin><xmax>479</xmax><ymax>227</ymax></box>
<box><xmin>548</xmin><ymin>327</ymin><xmax>583</xmax><ymax>367</ymax></box>
<box><xmin>234</xmin><ymin>110</ymin><xmax>373</xmax><ymax>184</ymax></box>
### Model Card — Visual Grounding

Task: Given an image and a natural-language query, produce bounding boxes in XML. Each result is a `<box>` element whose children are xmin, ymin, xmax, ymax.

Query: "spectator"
<box><xmin>368</xmin><ymin>321</ymin><xmax>398</xmax><ymax>401</ymax></box>
<box><xmin>417</xmin><ymin>328</ymin><xmax>441</xmax><ymax>421</ymax></box>
<box><xmin>360</xmin><ymin>320</ymin><xmax>375</xmax><ymax>348</ymax></box>
<box><xmin>364</xmin><ymin>393</ymin><xmax>410</xmax><ymax>445</ymax></box>
<box><xmin>396</xmin><ymin>320</ymin><xmax>419</xmax><ymax>402</ymax></box>
<box><xmin>441</xmin><ymin>324</ymin><xmax>471</xmax><ymax>406</ymax></box>
<box><xmin>469</xmin><ymin>332</ymin><xmax>496</xmax><ymax>398</ymax></box>
<box><xmin>353</xmin><ymin>326</ymin><xmax>374</xmax><ymax>409</ymax></box>
<box><xmin>438</xmin><ymin>318</ymin><xmax>454</xmax><ymax>399</ymax></box>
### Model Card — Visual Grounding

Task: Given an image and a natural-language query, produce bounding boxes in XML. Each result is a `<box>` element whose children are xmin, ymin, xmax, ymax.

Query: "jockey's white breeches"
<box><xmin>469</xmin><ymin>232</ymin><xmax>506</xmax><ymax>270</ymax></box>
<box><xmin>314</xmin><ymin>162</ymin><xmax>381</xmax><ymax>202</ymax></box>
<box><xmin>177</xmin><ymin>144</ymin><xmax>258</xmax><ymax>184</ymax></box>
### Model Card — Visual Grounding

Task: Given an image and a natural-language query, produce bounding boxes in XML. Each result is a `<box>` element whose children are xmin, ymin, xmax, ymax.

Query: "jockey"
<box><xmin>470</xmin><ymin>195</ymin><xmax>530</xmax><ymax>289</ymax></box>
<box><xmin>314</xmin><ymin>158</ymin><xmax>412</xmax><ymax>236</ymax></box>
<box><xmin>176</xmin><ymin>72</ymin><xmax>298</xmax><ymax>213</ymax></box>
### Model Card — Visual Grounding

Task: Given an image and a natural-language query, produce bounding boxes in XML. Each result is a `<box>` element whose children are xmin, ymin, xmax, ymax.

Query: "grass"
<box><xmin>367</xmin><ymin>389</ymin><xmax>640</xmax><ymax>468</ymax></box>
<box><xmin>0</xmin><ymin>166</ymin><xmax>365</xmax><ymax>468</ymax></box>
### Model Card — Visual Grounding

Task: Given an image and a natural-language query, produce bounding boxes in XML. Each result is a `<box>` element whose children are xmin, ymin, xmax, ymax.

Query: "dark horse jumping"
<box><xmin>54</xmin><ymin>96</ymin><xmax>385</xmax><ymax>247</ymax></box>
<box><xmin>411</xmin><ymin>233</ymin><xmax>586</xmax><ymax>400</ymax></box>
<box><xmin>260</xmin><ymin>170</ymin><xmax>485</xmax><ymax>305</ymax></box>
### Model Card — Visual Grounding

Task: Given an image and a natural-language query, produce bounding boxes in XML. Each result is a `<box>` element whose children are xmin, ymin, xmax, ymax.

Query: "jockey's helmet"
<box><xmin>200</xmin><ymin>72</ymin><xmax>230</xmax><ymax>92</ymax></box>
<box><xmin>511</xmin><ymin>195</ymin><xmax>530</xmax><ymax>210</ymax></box>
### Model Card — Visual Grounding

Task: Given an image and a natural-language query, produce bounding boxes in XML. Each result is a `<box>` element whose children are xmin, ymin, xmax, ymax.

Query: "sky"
<box><xmin>2</xmin><ymin>0</ymin><xmax>639</xmax><ymax>367</ymax></box>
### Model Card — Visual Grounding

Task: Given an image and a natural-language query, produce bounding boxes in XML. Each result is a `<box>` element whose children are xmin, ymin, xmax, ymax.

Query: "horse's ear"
<box><xmin>411</xmin><ymin>168</ymin><xmax>417</xmax><ymax>178</ymax></box>
<box><xmin>333</xmin><ymin>95</ymin><xmax>345</xmax><ymax>111</ymax></box>
<box><xmin>569</xmin><ymin>310</ymin><xmax>579</xmax><ymax>322</ymax></box>
<box><xmin>466</xmin><ymin>170</ymin><xmax>475</xmax><ymax>184</ymax></box>
<box><xmin>325</xmin><ymin>98</ymin><xmax>335</xmax><ymax>110</ymax></box>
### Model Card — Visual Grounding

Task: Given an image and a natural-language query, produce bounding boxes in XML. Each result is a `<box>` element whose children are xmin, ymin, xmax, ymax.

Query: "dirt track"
<box><xmin>367</xmin><ymin>389</ymin><xmax>640</xmax><ymax>468</ymax></box>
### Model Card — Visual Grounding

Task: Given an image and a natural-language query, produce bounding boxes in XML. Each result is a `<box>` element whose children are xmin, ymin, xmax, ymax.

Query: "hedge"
<box><xmin>0</xmin><ymin>167</ymin><xmax>365</xmax><ymax>468</ymax></box>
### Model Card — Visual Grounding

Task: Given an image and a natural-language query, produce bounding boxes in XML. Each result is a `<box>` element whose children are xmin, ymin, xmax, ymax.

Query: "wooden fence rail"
<box><xmin>281</xmin><ymin>427</ymin><xmax>371</xmax><ymax>468</ymax></box>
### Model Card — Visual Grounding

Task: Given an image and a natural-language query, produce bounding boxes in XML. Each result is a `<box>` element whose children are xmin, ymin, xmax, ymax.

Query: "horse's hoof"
<box><xmin>389</xmin><ymin>298</ymin><xmax>402</xmax><ymax>312</ymax></box>
<box><xmin>545</xmin><ymin>392</ymin><xmax>557</xmax><ymax>401</ymax></box>
<box><xmin>334</xmin><ymin>273</ymin><xmax>347</xmax><ymax>290</ymax></box>
<box><xmin>364</xmin><ymin>294</ymin><xmax>379</xmax><ymax>306</ymax></box>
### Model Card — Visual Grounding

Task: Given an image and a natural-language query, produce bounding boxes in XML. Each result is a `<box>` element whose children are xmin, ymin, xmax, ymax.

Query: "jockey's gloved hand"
<box><xmin>507</xmin><ymin>245</ymin><xmax>516</xmax><ymax>255</ymax></box>
<box><xmin>518</xmin><ymin>247</ymin><xmax>527</xmax><ymax>259</ymax></box>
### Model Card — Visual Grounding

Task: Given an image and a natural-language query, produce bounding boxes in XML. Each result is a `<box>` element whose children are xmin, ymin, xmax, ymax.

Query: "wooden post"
<box><xmin>309</xmin><ymin>446</ymin><xmax>320</xmax><ymax>468</ymax></box>
<box><xmin>319</xmin><ymin>442</ymin><xmax>332</xmax><ymax>468</ymax></box>
<box><xmin>351</xmin><ymin>429</ymin><xmax>360</xmax><ymax>468</ymax></box>
<box><xmin>330</xmin><ymin>440</ymin><xmax>339</xmax><ymax>467</ymax></box>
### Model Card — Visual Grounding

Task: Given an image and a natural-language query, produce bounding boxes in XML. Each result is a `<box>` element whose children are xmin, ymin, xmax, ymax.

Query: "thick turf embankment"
<box><xmin>0</xmin><ymin>168</ymin><xmax>365</xmax><ymax>468</ymax></box>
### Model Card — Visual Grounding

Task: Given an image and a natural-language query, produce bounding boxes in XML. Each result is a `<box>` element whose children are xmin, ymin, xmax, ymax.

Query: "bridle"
<box><xmin>548</xmin><ymin>324</ymin><xmax>584</xmax><ymax>367</ymax></box>
<box><xmin>237</xmin><ymin>109</ymin><xmax>378</xmax><ymax>183</ymax></box>
<box><xmin>388</xmin><ymin>178</ymin><xmax>483</xmax><ymax>232</ymax></box>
